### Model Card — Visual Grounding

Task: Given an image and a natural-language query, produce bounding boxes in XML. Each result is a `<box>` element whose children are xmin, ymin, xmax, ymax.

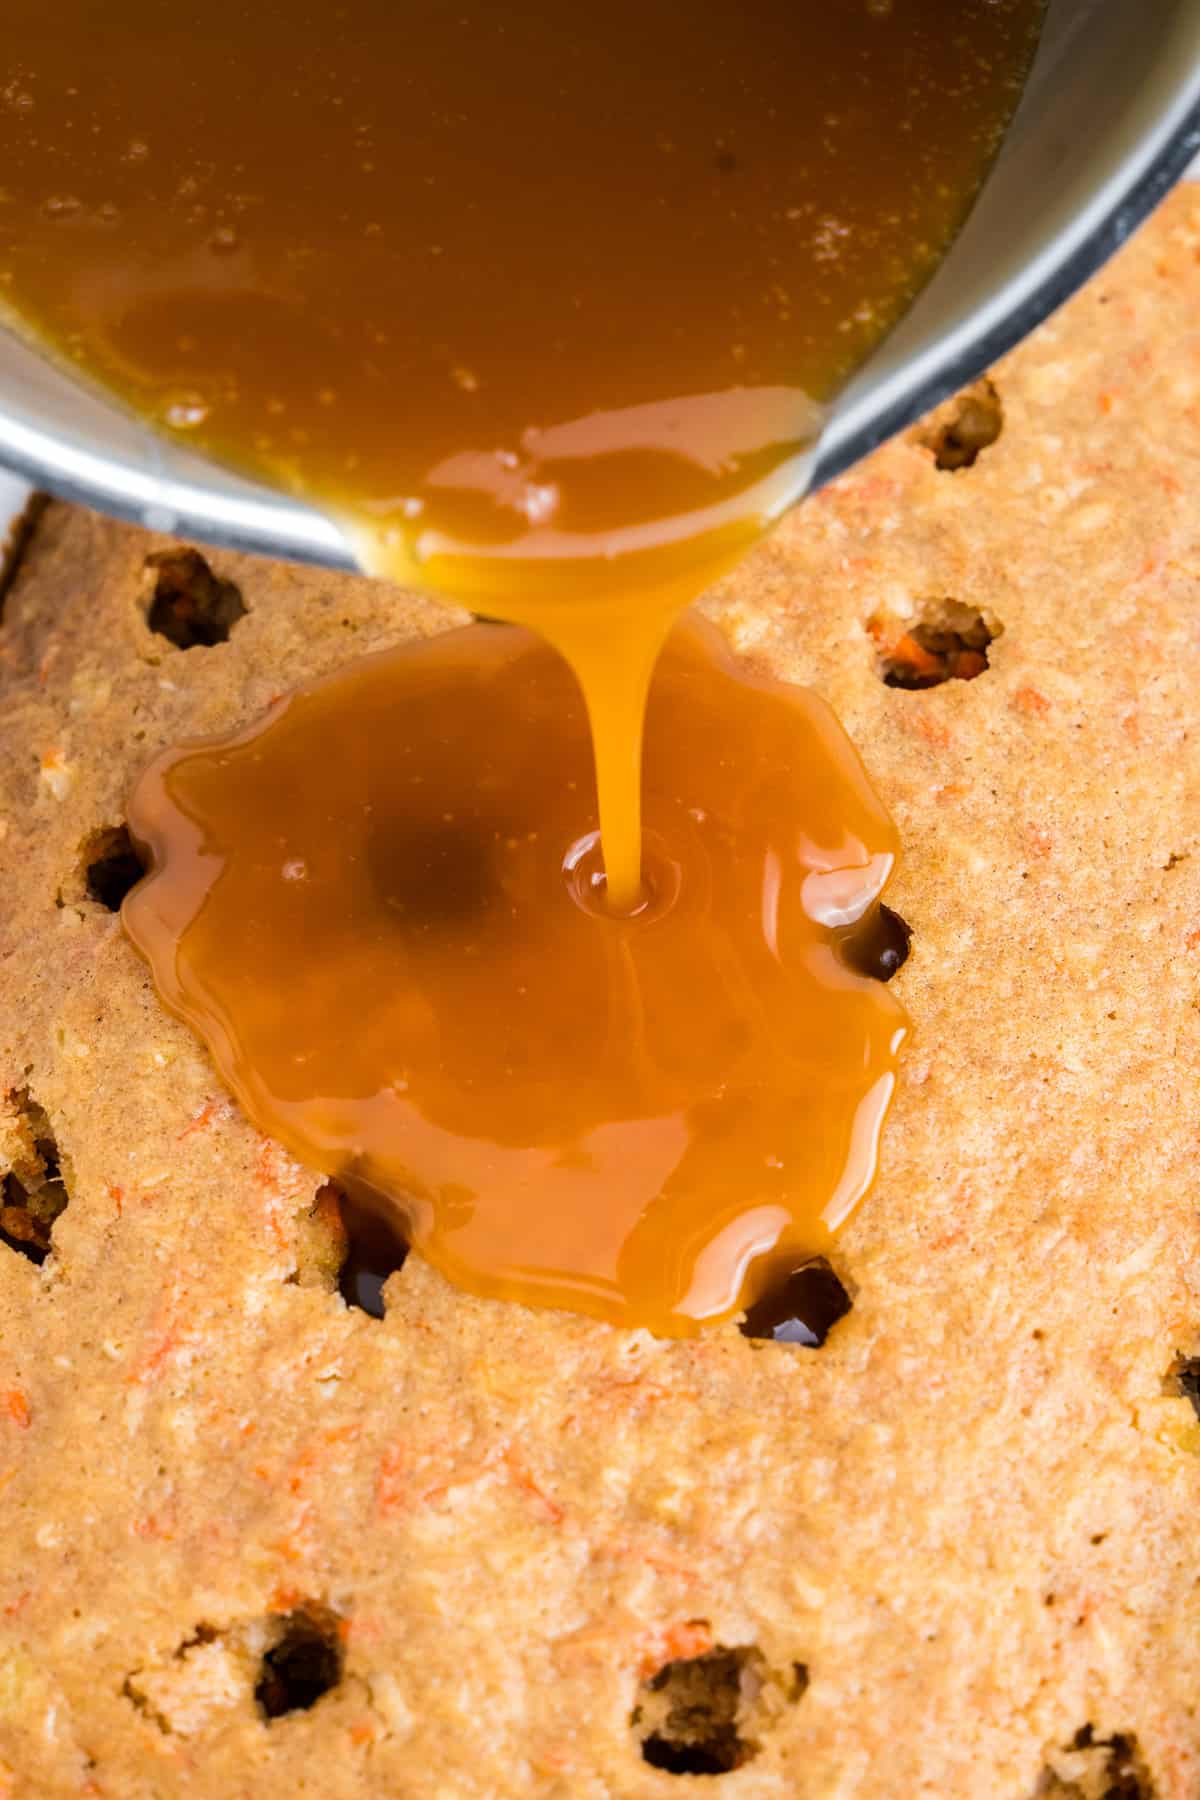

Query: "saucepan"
<box><xmin>0</xmin><ymin>0</ymin><xmax>1198</xmax><ymax>563</ymax></box>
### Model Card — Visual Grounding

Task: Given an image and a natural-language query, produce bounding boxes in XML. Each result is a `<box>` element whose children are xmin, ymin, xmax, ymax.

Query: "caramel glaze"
<box><xmin>126</xmin><ymin>617</ymin><xmax>907</xmax><ymax>1332</ymax></box>
<box><xmin>1</xmin><ymin>0</ymin><xmax>1040</xmax><ymax>902</ymax></box>
<box><xmin>1</xmin><ymin>0</ymin><xmax>1041</xmax><ymax>1327</ymax></box>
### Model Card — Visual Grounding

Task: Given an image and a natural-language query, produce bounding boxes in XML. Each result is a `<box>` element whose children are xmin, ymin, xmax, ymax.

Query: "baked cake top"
<box><xmin>0</xmin><ymin>187</ymin><xmax>1198</xmax><ymax>1799</ymax></box>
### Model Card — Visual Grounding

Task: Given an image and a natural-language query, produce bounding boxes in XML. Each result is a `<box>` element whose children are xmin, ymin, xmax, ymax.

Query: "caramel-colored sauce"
<box><xmin>1</xmin><ymin>0</ymin><xmax>1040</xmax><ymax>1327</ymax></box>
<box><xmin>1</xmin><ymin>0</ymin><xmax>1039</xmax><ymax>902</ymax></box>
<box><xmin>126</xmin><ymin>618</ymin><xmax>907</xmax><ymax>1331</ymax></box>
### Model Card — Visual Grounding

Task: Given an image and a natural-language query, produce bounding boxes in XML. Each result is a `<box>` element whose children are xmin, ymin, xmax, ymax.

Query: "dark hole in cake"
<box><xmin>0</xmin><ymin>492</ymin><xmax>48</xmax><ymax>621</ymax></box>
<box><xmin>1164</xmin><ymin>1354</ymin><xmax>1200</xmax><ymax>1420</ymax></box>
<box><xmin>255</xmin><ymin>1605</ymin><xmax>344</xmax><ymax>1719</ymax></box>
<box><xmin>739</xmin><ymin>1259</ymin><xmax>852</xmax><ymax>1348</ymax></box>
<box><xmin>291</xmin><ymin>1182</ymin><xmax>408</xmax><ymax>1318</ymax></box>
<box><xmin>914</xmin><ymin>376</ymin><xmax>1003</xmax><ymax>471</ymax></box>
<box><xmin>81</xmin><ymin>823</ymin><xmax>147</xmax><ymax>912</ymax></box>
<box><xmin>146</xmin><ymin>547</ymin><xmax>246</xmax><ymax>649</ymax></box>
<box><xmin>1052</xmin><ymin>1726</ymin><xmax>1153</xmax><ymax>1800</ymax></box>
<box><xmin>634</xmin><ymin>1646</ymin><xmax>767</xmax><ymax>1777</ymax></box>
<box><xmin>336</xmin><ymin>1188</ymin><xmax>409</xmax><ymax>1318</ymax></box>
<box><xmin>839</xmin><ymin>903</ymin><xmax>912</xmax><ymax>982</ymax></box>
<box><xmin>873</xmin><ymin>598</ymin><xmax>999</xmax><ymax>690</ymax></box>
<box><xmin>0</xmin><ymin>1174</ymin><xmax>53</xmax><ymax>1265</ymax></box>
<box><xmin>0</xmin><ymin>1096</ymin><xmax>68</xmax><ymax>1267</ymax></box>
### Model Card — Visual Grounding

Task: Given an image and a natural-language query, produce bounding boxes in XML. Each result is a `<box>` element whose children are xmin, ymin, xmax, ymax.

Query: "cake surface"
<box><xmin>1</xmin><ymin>188</ymin><xmax>1199</xmax><ymax>1799</ymax></box>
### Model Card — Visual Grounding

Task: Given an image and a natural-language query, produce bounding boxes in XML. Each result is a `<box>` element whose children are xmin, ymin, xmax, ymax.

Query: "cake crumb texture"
<box><xmin>1</xmin><ymin>188</ymin><xmax>1199</xmax><ymax>1798</ymax></box>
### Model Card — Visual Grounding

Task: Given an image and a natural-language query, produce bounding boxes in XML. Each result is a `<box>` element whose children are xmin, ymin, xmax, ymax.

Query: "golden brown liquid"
<box><xmin>125</xmin><ymin>617</ymin><xmax>907</xmax><ymax>1330</ymax></box>
<box><xmin>0</xmin><ymin>0</ymin><xmax>1040</xmax><ymax>1327</ymax></box>
<box><xmin>1</xmin><ymin>0</ymin><xmax>1039</xmax><ymax>902</ymax></box>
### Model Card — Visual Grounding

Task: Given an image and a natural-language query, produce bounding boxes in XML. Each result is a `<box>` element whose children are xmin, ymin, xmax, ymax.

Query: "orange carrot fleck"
<box><xmin>3</xmin><ymin>1391</ymin><xmax>30</xmax><ymax>1429</ymax></box>
<box><xmin>272</xmin><ymin>1515</ymin><xmax>314</xmax><ymax>1564</ymax></box>
<box><xmin>131</xmin><ymin>1513</ymin><xmax>174</xmax><ymax>1541</ymax></box>
<box><xmin>1014</xmin><ymin>684</ymin><xmax>1051</xmax><ymax>719</ymax></box>
<box><xmin>132</xmin><ymin>1315</ymin><xmax>181</xmax><ymax>1385</ymax></box>
<box><xmin>502</xmin><ymin>1447</ymin><xmax>564</xmax><ymax>1525</ymax></box>
<box><xmin>255</xmin><ymin>1140</ymin><xmax>305</xmax><ymax>1250</ymax></box>
<box><xmin>285</xmin><ymin>1423</ymin><xmax>360</xmax><ymax>1496</ymax></box>
<box><xmin>376</xmin><ymin>1445</ymin><xmax>407</xmax><ymax>1516</ymax></box>
<box><xmin>178</xmin><ymin>1097</ymin><xmax>221</xmax><ymax>1140</ymax></box>
<box><xmin>638</xmin><ymin>1618</ymin><xmax>714</xmax><ymax>1678</ymax></box>
<box><xmin>887</xmin><ymin>632</ymin><xmax>943</xmax><ymax>679</ymax></box>
<box><xmin>638</xmin><ymin>1547</ymin><xmax>700</xmax><ymax>1582</ymax></box>
<box><xmin>914</xmin><ymin>713</ymin><xmax>952</xmax><ymax>750</ymax></box>
<box><xmin>349</xmin><ymin>1720</ymin><xmax>376</xmax><ymax>1747</ymax></box>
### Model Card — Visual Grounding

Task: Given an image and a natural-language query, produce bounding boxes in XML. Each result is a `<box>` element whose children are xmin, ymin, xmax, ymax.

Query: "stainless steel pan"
<box><xmin>0</xmin><ymin>0</ymin><xmax>1197</xmax><ymax>571</ymax></box>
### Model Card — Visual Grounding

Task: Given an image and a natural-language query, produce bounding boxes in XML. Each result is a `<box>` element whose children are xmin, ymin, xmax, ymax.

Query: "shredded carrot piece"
<box><xmin>887</xmin><ymin>631</ymin><xmax>943</xmax><ymax>678</ymax></box>
<box><xmin>536</xmin><ymin>1746</ymin><xmax>572</xmax><ymax>1774</ymax></box>
<box><xmin>285</xmin><ymin>1423</ymin><xmax>360</xmax><ymax>1496</ymax></box>
<box><xmin>3</xmin><ymin>1390</ymin><xmax>30</xmax><ymax>1429</ymax></box>
<box><xmin>914</xmin><ymin>713</ymin><xmax>952</xmax><ymax>750</ymax></box>
<box><xmin>376</xmin><ymin>1445</ymin><xmax>408</xmax><ymax>1517</ymax></box>
<box><xmin>132</xmin><ymin>1287</ymin><xmax>185</xmax><ymax>1385</ymax></box>
<box><xmin>1013</xmin><ymin>684</ymin><xmax>1051</xmax><ymax>719</ymax></box>
<box><xmin>271</xmin><ymin>1514</ymin><xmax>314</xmax><ymax>1564</ymax></box>
<box><xmin>255</xmin><ymin>1139</ymin><xmax>306</xmax><ymax>1250</ymax></box>
<box><xmin>502</xmin><ymin>1446</ymin><xmax>564</xmax><ymax>1525</ymax></box>
<box><xmin>131</xmin><ymin>1513</ymin><xmax>174</xmax><ymax>1541</ymax></box>
<box><xmin>178</xmin><ymin>1097</ymin><xmax>221</xmax><ymax>1140</ymax></box>
<box><xmin>638</xmin><ymin>1618</ymin><xmax>714</xmax><ymax>1678</ymax></box>
<box><xmin>604</xmin><ymin>1536</ymin><xmax>698</xmax><ymax>1583</ymax></box>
